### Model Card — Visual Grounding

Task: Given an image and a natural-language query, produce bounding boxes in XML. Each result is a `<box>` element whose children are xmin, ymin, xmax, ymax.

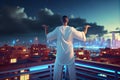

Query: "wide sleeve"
<box><xmin>47</xmin><ymin>27</ymin><xmax>58</xmax><ymax>41</ymax></box>
<box><xmin>71</xmin><ymin>27</ymin><xmax>86</xmax><ymax>41</ymax></box>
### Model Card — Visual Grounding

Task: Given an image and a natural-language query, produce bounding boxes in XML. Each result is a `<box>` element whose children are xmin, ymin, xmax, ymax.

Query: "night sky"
<box><xmin>0</xmin><ymin>0</ymin><xmax>120</xmax><ymax>40</ymax></box>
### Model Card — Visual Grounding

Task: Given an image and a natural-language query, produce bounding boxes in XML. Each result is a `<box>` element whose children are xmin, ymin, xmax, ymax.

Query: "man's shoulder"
<box><xmin>56</xmin><ymin>25</ymin><xmax>75</xmax><ymax>30</ymax></box>
<box><xmin>55</xmin><ymin>26</ymin><xmax>61</xmax><ymax>29</ymax></box>
<box><xmin>69</xmin><ymin>26</ymin><xmax>76</xmax><ymax>30</ymax></box>
<box><xmin>56</xmin><ymin>26</ymin><xmax>63</xmax><ymax>29</ymax></box>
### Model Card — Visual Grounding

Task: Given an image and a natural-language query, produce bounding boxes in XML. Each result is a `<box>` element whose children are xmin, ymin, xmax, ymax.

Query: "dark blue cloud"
<box><xmin>0</xmin><ymin>6</ymin><xmax>107</xmax><ymax>37</ymax></box>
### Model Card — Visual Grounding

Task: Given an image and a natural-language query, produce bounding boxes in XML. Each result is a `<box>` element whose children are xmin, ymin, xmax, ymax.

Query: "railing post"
<box><xmin>114</xmin><ymin>70</ymin><xmax>118</xmax><ymax>80</ymax></box>
<box><xmin>64</xmin><ymin>65</ymin><xmax>69</xmax><ymax>80</ymax></box>
<box><xmin>50</xmin><ymin>64</ymin><xmax>53</xmax><ymax>80</ymax></box>
<box><xmin>64</xmin><ymin>65</ymin><xmax>67</xmax><ymax>79</ymax></box>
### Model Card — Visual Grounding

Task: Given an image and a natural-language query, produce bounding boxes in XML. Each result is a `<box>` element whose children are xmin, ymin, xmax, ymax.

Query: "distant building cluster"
<box><xmin>74</xmin><ymin>33</ymin><xmax>120</xmax><ymax>49</ymax></box>
<box><xmin>111</xmin><ymin>33</ymin><xmax>120</xmax><ymax>49</ymax></box>
<box><xmin>0</xmin><ymin>44</ymin><xmax>51</xmax><ymax>65</ymax></box>
<box><xmin>0</xmin><ymin>34</ymin><xmax>120</xmax><ymax>65</ymax></box>
<box><xmin>100</xmin><ymin>48</ymin><xmax>120</xmax><ymax>56</ymax></box>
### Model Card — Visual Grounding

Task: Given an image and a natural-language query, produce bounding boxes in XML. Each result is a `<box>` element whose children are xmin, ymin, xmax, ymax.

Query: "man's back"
<box><xmin>47</xmin><ymin>25</ymin><xmax>86</xmax><ymax>65</ymax></box>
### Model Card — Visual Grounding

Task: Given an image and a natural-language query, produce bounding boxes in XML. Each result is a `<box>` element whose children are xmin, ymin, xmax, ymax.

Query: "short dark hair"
<box><xmin>62</xmin><ymin>15</ymin><xmax>68</xmax><ymax>22</ymax></box>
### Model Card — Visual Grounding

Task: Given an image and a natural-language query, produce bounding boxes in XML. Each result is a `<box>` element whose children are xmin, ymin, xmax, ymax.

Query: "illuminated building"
<box><xmin>33</xmin><ymin>37</ymin><xmax>39</xmax><ymax>44</ymax></box>
<box><xmin>12</xmin><ymin>46</ymin><xmax>30</xmax><ymax>61</ymax></box>
<box><xmin>29</xmin><ymin>44</ymin><xmax>50</xmax><ymax>60</ymax></box>
<box><xmin>0</xmin><ymin>45</ymin><xmax>29</xmax><ymax>65</ymax></box>
<box><xmin>74</xmin><ymin>48</ymin><xmax>90</xmax><ymax>60</ymax></box>
<box><xmin>112</xmin><ymin>32</ymin><xmax>116</xmax><ymax>48</ymax></box>
<box><xmin>100</xmin><ymin>48</ymin><xmax>120</xmax><ymax>56</ymax></box>
<box><xmin>111</xmin><ymin>32</ymin><xmax>120</xmax><ymax>49</ymax></box>
<box><xmin>0</xmin><ymin>43</ymin><xmax>52</xmax><ymax>65</ymax></box>
<box><xmin>0</xmin><ymin>44</ymin><xmax>16</xmax><ymax>65</ymax></box>
<box><xmin>106</xmin><ymin>39</ymin><xmax>111</xmax><ymax>48</ymax></box>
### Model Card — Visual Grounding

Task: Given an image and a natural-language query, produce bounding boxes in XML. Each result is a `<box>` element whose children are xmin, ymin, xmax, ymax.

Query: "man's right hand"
<box><xmin>84</xmin><ymin>25</ymin><xmax>91</xmax><ymax>34</ymax></box>
<box><xmin>85</xmin><ymin>25</ymin><xmax>91</xmax><ymax>29</ymax></box>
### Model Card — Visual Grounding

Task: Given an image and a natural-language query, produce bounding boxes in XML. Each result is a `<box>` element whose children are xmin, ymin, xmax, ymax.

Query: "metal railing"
<box><xmin>0</xmin><ymin>59</ymin><xmax>120</xmax><ymax>80</ymax></box>
<box><xmin>75</xmin><ymin>59</ymin><xmax>120</xmax><ymax>80</ymax></box>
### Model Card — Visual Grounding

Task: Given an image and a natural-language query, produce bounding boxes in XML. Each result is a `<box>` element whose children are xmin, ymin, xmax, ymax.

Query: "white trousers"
<box><xmin>53</xmin><ymin>61</ymin><xmax>76</xmax><ymax>80</ymax></box>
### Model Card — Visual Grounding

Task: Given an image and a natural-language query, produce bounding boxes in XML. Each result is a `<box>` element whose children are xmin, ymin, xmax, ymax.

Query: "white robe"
<box><xmin>47</xmin><ymin>25</ymin><xmax>86</xmax><ymax>65</ymax></box>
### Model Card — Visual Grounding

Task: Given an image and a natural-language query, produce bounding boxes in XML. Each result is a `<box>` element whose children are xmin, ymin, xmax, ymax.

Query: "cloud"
<box><xmin>0</xmin><ymin>6</ymin><xmax>107</xmax><ymax>38</ymax></box>
<box><xmin>38</xmin><ymin>8</ymin><xmax>62</xmax><ymax>30</ymax></box>
<box><xmin>0</xmin><ymin>6</ymin><xmax>43</xmax><ymax>37</ymax></box>
<box><xmin>1</xmin><ymin>6</ymin><xmax>28</xmax><ymax>19</ymax></box>
<box><xmin>40</xmin><ymin>8</ymin><xmax>54</xmax><ymax>16</ymax></box>
<box><xmin>69</xmin><ymin>18</ymin><xmax>107</xmax><ymax>36</ymax></box>
<box><xmin>86</xmin><ymin>23</ymin><xmax>108</xmax><ymax>36</ymax></box>
<box><xmin>70</xmin><ymin>14</ymin><xmax>75</xmax><ymax>19</ymax></box>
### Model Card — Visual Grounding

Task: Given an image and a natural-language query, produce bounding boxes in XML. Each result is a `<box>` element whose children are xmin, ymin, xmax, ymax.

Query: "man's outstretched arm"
<box><xmin>72</xmin><ymin>25</ymin><xmax>90</xmax><ymax>41</ymax></box>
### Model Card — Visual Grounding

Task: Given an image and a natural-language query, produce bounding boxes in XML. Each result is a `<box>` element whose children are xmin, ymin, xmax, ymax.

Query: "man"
<box><xmin>46</xmin><ymin>15</ymin><xmax>90</xmax><ymax>80</ymax></box>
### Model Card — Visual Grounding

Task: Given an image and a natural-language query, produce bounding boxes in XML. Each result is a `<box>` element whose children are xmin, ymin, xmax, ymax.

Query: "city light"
<box><xmin>34</xmin><ymin>53</ymin><xmax>39</xmax><ymax>55</ymax></box>
<box><xmin>102</xmin><ymin>51</ymin><xmax>106</xmax><ymax>54</ymax></box>
<box><xmin>78</xmin><ymin>52</ymin><xmax>84</xmax><ymax>55</ymax></box>
<box><xmin>12</xmin><ymin>40</ymin><xmax>16</xmax><ymax>45</ymax></box>
<box><xmin>20</xmin><ymin>70</ymin><xmax>25</xmax><ymax>73</ymax></box>
<box><xmin>1</xmin><ymin>48</ymin><xmax>5</xmax><ymax>50</ymax></box>
<box><xmin>30</xmin><ymin>65</ymin><xmax>48</xmax><ymax>71</ymax></box>
<box><xmin>25</xmin><ymin>55</ymin><xmax>29</xmax><ymax>57</ymax></box>
<box><xmin>29</xmin><ymin>40</ymin><xmax>33</xmax><ymax>43</ymax></box>
<box><xmin>83</xmin><ymin>57</ymin><xmax>87</xmax><ymax>60</ymax></box>
<box><xmin>97</xmin><ymin>73</ymin><xmax>107</xmax><ymax>77</ymax></box>
<box><xmin>23</xmin><ymin>49</ymin><xmax>27</xmax><ymax>52</ymax></box>
<box><xmin>14</xmin><ymin>77</ymin><xmax>18</xmax><ymax>79</ymax></box>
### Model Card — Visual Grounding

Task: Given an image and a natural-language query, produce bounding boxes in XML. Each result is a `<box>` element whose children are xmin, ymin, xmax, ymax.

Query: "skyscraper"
<box><xmin>112</xmin><ymin>32</ymin><xmax>116</xmax><ymax>48</ymax></box>
<box><xmin>33</xmin><ymin>37</ymin><xmax>39</xmax><ymax>44</ymax></box>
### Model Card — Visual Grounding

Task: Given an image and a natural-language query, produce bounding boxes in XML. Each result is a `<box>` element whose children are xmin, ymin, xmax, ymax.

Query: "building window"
<box><xmin>34</xmin><ymin>53</ymin><xmax>38</xmax><ymax>55</ymax></box>
<box><xmin>10</xmin><ymin>58</ymin><xmax>17</xmax><ymax>63</ymax></box>
<box><xmin>23</xmin><ymin>49</ymin><xmax>27</xmax><ymax>52</ymax></box>
<box><xmin>78</xmin><ymin>52</ymin><xmax>84</xmax><ymax>55</ymax></box>
<box><xmin>14</xmin><ymin>77</ymin><xmax>18</xmax><ymax>79</ymax></box>
<box><xmin>20</xmin><ymin>74</ymin><xmax>29</xmax><ymax>80</ymax></box>
<box><xmin>1</xmin><ymin>48</ymin><xmax>5</xmax><ymax>50</ymax></box>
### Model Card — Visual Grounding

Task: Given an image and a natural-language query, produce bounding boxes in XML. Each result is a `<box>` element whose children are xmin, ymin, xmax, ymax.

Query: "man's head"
<box><xmin>62</xmin><ymin>15</ymin><xmax>69</xmax><ymax>24</ymax></box>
